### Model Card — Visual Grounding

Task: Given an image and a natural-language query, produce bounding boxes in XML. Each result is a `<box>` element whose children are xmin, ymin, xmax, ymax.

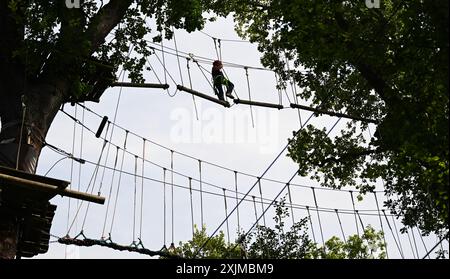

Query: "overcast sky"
<box><xmin>33</xmin><ymin>15</ymin><xmax>447</xmax><ymax>259</ymax></box>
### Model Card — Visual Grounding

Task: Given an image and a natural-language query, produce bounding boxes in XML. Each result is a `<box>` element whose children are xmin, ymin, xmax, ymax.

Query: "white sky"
<box><xmin>32</xmin><ymin>15</ymin><xmax>447</xmax><ymax>259</ymax></box>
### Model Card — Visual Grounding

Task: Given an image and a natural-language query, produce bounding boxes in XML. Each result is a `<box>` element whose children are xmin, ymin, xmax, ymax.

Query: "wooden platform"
<box><xmin>0</xmin><ymin>166</ymin><xmax>105</xmax><ymax>204</ymax></box>
<box><xmin>0</xmin><ymin>166</ymin><xmax>104</xmax><ymax>257</ymax></box>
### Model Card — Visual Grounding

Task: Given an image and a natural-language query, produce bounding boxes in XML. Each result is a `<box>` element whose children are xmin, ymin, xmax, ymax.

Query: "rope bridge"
<box><xmin>38</xmin><ymin>28</ymin><xmax>446</xmax><ymax>259</ymax></box>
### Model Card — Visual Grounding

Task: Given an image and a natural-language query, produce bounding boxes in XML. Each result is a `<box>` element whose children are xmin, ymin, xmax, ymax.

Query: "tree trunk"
<box><xmin>0</xmin><ymin>0</ymin><xmax>133</xmax><ymax>259</ymax></box>
<box><xmin>0</xmin><ymin>77</ymin><xmax>67</xmax><ymax>259</ymax></box>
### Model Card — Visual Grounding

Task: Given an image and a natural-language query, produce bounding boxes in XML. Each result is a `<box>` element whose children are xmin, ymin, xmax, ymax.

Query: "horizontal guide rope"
<box><xmin>111</xmin><ymin>82</ymin><xmax>170</xmax><ymax>89</ymax></box>
<box><xmin>177</xmin><ymin>85</ymin><xmax>230</xmax><ymax>107</ymax></box>
<box><xmin>67</xmin><ymin>154</ymin><xmax>393</xmax><ymax>217</ymax></box>
<box><xmin>146</xmin><ymin>41</ymin><xmax>272</xmax><ymax>72</ymax></box>
<box><xmin>72</xmin><ymin>104</ymin><xmax>385</xmax><ymax>193</ymax></box>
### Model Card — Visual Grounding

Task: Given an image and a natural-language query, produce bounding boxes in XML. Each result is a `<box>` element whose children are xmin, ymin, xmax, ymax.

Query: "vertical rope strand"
<box><xmin>222</xmin><ymin>188</ymin><xmax>230</xmax><ymax>244</ymax></box>
<box><xmin>417</xmin><ymin>227</ymin><xmax>430</xmax><ymax>259</ymax></box>
<box><xmin>67</xmin><ymin>105</ymin><xmax>77</xmax><ymax>236</ymax></box>
<box><xmin>172</xmin><ymin>28</ymin><xmax>184</xmax><ymax>85</ymax></box>
<box><xmin>382</xmin><ymin>210</ymin><xmax>404</xmax><ymax>258</ymax></box>
<box><xmin>252</xmin><ymin>196</ymin><xmax>258</xmax><ymax>225</ymax></box>
<box><xmin>163</xmin><ymin>168</ymin><xmax>167</xmax><ymax>248</ymax></box>
<box><xmin>160</xmin><ymin>32</ymin><xmax>168</xmax><ymax>86</ymax></box>
<box><xmin>312</xmin><ymin>188</ymin><xmax>325</xmax><ymax>248</ymax></box>
<box><xmin>244</xmin><ymin>68</ymin><xmax>255</xmax><ymax>128</ymax></box>
<box><xmin>373</xmin><ymin>192</ymin><xmax>389</xmax><ymax>259</ymax></box>
<box><xmin>258</xmin><ymin>179</ymin><xmax>267</xmax><ymax>227</ymax></box>
<box><xmin>285</xmin><ymin>55</ymin><xmax>302</xmax><ymax>127</ymax></box>
<box><xmin>170</xmin><ymin>150</ymin><xmax>175</xmax><ymax>246</ymax></box>
<box><xmin>391</xmin><ymin>215</ymin><xmax>405</xmax><ymax>257</ymax></box>
<box><xmin>186</xmin><ymin>58</ymin><xmax>199</xmax><ymax>120</ymax></box>
<box><xmin>198</xmin><ymin>160</ymin><xmax>204</xmax><ymax>227</ymax></box>
<box><xmin>410</xmin><ymin>226</ymin><xmax>420</xmax><ymax>259</ymax></box>
<box><xmin>275</xmin><ymin>73</ymin><xmax>283</xmax><ymax>106</ymax></box>
<box><xmin>306</xmin><ymin>206</ymin><xmax>317</xmax><ymax>243</ymax></box>
<box><xmin>217</xmin><ymin>39</ymin><xmax>223</xmax><ymax>61</ymax></box>
<box><xmin>109</xmin><ymin>131</ymin><xmax>129</xmax><ymax>235</ymax></box>
<box><xmin>350</xmin><ymin>191</ymin><xmax>360</xmax><ymax>237</ymax></box>
<box><xmin>234</xmin><ymin>171</ymin><xmax>240</xmax><ymax>232</ymax></box>
<box><xmin>189</xmin><ymin>178</ymin><xmax>195</xmax><ymax>239</ymax></box>
<box><xmin>335</xmin><ymin>209</ymin><xmax>347</xmax><ymax>243</ymax></box>
<box><xmin>133</xmin><ymin>155</ymin><xmax>138</xmax><ymax>244</ymax></box>
<box><xmin>405</xmin><ymin>228</ymin><xmax>417</xmax><ymax>259</ymax></box>
<box><xmin>139</xmin><ymin>139</ymin><xmax>146</xmax><ymax>239</ymax></box>
<box><xmin>287</xmin><ymin>183</ymin><xmax>295</xmax><ymax>226</ymax></box>
<box><xmin>101</xmin><ymin>146</ymin><xmax>119</xmax><ymax>238</ymax></box>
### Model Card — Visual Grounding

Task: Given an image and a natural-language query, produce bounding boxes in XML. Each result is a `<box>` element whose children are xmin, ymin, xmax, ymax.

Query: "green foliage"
<box><xmin>172</xmin><ymin>200</ymin><xmax>386</xmax><ymax>259</ymax></box>
<box><xmin>9</xmin><ymin>0</ymin><xmax>212</xmax><ymax>98</ymax></box>
<box><xmin>240</xmin><ymin>199</ymin><xmax>315</xmax><ymax>259</ymax></box>
<box><xmin>311</xmin><ymin>226</ymin><xmax>386</xmax><ymax>259</ymax></box>
<box><xmin>165</xmin><ymin>225</ymin><xmax>242</xmax><ymax>259</ymax></box>
<box><xmin>6</xmin><ymin>0</ymin><xmax>447</xmax><ymax>238</ymax></box>
<box><xmin>205</xmin><ymin>0</ymin><xmax>449</xmax><ymax>236</ymax></box>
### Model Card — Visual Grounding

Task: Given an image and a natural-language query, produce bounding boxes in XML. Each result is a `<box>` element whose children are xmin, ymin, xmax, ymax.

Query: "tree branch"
<box><xmin>333</xmin><ymin>10</ymin><xmax>397</xmax><ymax>105</ymax></box>
<box><xmin>319</xmin><ymin>149</ymin><xmax>379</xmax><ymax>167</ymax></box>
<box><xmin>85</xmin><ymin>0</ymin><xmax>134</xmax><ymax>54</ymax></box>
<box><xmin>0</xmin><ymin>0</ymin><xmax>25</xmax><ymax>123</ymax></box>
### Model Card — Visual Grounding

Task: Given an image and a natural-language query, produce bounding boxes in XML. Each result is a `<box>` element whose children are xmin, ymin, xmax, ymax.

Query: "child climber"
<box><xmin>212</xmin><ymin>60</ymin><xmax>234</xmax><ymax>101</ymax></box>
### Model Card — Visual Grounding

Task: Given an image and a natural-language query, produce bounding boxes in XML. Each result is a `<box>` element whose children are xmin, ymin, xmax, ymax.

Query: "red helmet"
<box><xmin>213</xmin><ymin>60</ymin><xmax>222</xmax><ymax>67</ymax></box>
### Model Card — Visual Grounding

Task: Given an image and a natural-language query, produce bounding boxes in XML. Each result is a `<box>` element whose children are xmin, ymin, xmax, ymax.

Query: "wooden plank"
<box><xmin>0</xmin><ymin>173</ymin><xmax>105</xmax><ymax>204</ymax></box>
<box><xmin>289</xmin><ymin>103</ymin><xmax>378</xmax><ymax>124</ymax></box>
<box><xmin>112</xmin><ymin>82</ymin><xmax>170</xmax><ymax>89</ymax></box>
<box><xmin>234</xmin><ymin>99</ymin><xmax>284</xmax><ymax>110</ymax></box>
<box><xmin>177</xmin><ymin>85</ymin><xmax>230</xmax><ymax>107</ymax></box>
<box><xmin>0</xmin><ymin>166</ymin><xmax>69</xmax><ymax>189</ymax></box>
